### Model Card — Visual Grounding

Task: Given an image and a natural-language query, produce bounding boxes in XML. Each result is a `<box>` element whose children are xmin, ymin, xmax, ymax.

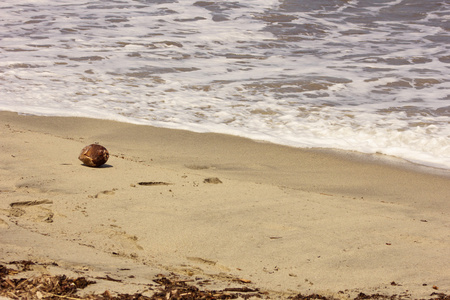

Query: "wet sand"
<box><xmin>1</xmin><ymin>111</ymin><xmax>449</xmax><ymax>299</ymax></box>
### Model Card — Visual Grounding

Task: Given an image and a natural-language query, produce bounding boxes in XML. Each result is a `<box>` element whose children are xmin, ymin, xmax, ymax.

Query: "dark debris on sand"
<box><xmin>1</xmin><ymin>261</ymin><xmax>95</xmax><ymax>299</ymax></box>
<box><xmin>1</xmin><ymin>261</ymin><xmax>449</xmax><ymax>300</ymax></box>
<box><xmin>0</xmin><ymin>261</ymin><xmax>263</xmax><ymax>299</ymax></box>
<box><xmin>289</xmin><ymin>292</ymin><xmax>450</xmax><ymax>300</ymax></box>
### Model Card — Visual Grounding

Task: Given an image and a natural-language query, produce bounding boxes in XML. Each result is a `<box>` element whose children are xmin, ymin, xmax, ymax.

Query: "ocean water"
<box><xmin>0</xmin><ymin>0</ymin><xmax>449</xmax><ymax>169</ymax></box>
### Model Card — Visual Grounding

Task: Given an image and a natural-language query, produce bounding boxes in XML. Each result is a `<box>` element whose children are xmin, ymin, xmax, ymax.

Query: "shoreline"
<box><xmin>1</xmin><ymin>111</ymin><xmax>449</xmax><ymax>299</ymax></box>
<box><xmin>2</xmin><ymin>109</ymin><xmax>449</xmax><ymax>175</ymax></box>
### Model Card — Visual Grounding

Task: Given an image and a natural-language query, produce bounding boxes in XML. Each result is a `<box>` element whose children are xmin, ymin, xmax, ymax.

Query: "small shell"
<box><xmin>78</xmin><ymin>144</ymin><xmax>109</xmax><ymax>167</ymax></box>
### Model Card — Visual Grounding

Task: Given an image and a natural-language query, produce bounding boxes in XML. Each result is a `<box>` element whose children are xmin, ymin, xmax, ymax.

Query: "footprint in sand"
<box><xmin>7</xmin><ymin>200</ymin><xmax>54</xmax><ymax>223</ymax></box>
<box><xmin>91</xmin><ymin>189</ymin><xmax>117</xmax><ymax>198</ymax></box>
<box><xmin>186</xmin><ymin>257</ymin><xmax>231</xmax><ymax>272</ymax></box>
<box><xmin>91</xmin><ymin>225</ymin><xmax>144</xmax><ymax>260</ymax></box>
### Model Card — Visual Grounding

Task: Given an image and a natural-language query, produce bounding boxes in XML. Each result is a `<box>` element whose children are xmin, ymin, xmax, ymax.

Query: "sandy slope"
<box><xmin>1</xmin><ymin>111</ymin><xmax>449</xmax><ymax>299</ymax></box>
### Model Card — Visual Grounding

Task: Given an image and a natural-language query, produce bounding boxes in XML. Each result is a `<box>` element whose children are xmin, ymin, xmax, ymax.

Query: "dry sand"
<box><xmin>0</xmin><ymin>110</ymin><xmax>449</xmax><ymax>299</ymax></box>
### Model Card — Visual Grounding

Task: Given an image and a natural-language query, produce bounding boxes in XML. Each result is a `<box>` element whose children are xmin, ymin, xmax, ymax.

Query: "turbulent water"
<box><xmin>1</xmin><ymin>0</ymin><xmax>449</xmax><ymax>169</ymax></box>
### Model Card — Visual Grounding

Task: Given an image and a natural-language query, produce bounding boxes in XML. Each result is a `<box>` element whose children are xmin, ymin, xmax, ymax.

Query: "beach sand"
<box><xmin>1</xmin><ymin>110</ymin><xmax>449</xmax><ymax>299</ymax></box>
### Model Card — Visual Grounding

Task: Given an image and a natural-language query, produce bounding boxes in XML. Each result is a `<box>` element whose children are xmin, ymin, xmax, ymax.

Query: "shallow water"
<box><xmin>0</xmin><ymin>0</ymin><xmax>449</xmax><ymax>169</ymax></box>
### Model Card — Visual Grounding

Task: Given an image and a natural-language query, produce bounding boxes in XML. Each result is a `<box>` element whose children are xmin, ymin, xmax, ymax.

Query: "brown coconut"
<box><xmin>78</xmin><ymin>144</ymin><xmax>109</xmax><ymax>167</ymax></box>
